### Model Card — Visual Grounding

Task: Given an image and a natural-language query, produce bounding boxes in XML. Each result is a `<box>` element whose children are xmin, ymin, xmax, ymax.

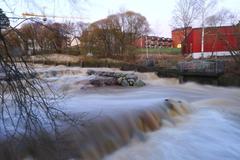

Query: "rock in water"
<box><xmin>128</xmin><ymin>79</ymin><xmax>135</xmax><ymax>86</ymax></box>
<box><xmin>87</xmin><ymin>69</ymin><xmax>96</xmax><ymax>75</ymax></box>
<box><xmin>117</xmin><ymin>77</ymin><xmax>123</xmax><ymax>84</ymax></box>
<box><xmin>89</xmin><ymin>76</ymin><xmax>118</xmax><ymax>87</ymax></box>
<box><xmin>126</xmin><ymin>74</ymin><xmax>138</xmax><ymax>81</ymax></box>
<box><xmin>134</xmin><ymin>80</ymin><xmax>145</xmax><ymax>87</ymax></box>
<box><xmin>121</xmin><ymin>79</ymin><xmax>130</xmax><ymax>87</ymax></box>
<box><xmin>86</xmin><ymin>69</ymin><xmax>146</xmax><ymax>87</ymax></box>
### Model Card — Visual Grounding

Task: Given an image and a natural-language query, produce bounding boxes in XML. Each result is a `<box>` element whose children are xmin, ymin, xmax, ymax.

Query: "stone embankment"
<box><xmin>87</xmin><ymin>70</ymin><xmax>145</xmax><ymax>87</ymax></box>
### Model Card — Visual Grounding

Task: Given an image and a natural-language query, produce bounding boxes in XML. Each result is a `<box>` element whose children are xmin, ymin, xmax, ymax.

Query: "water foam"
<box><xmin>105</xmin><ymin>102</ymin><xmax>240</xmax><ymax>160</ymax></box>
<box><xmin>63</xmin><ymin>99</ymin><xmax>192</xmax><ymax>160</ymax></box>
<box><xmin>28</xmin><ymin>65</ymin><xmax>240</xmax><ymax>159</ymax></box>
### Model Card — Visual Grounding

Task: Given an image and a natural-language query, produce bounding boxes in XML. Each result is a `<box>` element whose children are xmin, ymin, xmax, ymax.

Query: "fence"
<box><xmin>177</xmin><ymin>60</ymin><xmax>224</xmax><ymax>76</ymax></box>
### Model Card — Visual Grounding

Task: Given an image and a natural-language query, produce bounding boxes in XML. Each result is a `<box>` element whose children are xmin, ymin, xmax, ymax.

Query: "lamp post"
<box><xmin>145</xmin><ymin>35</ymin><xmax>149</xmax><ymax>59</ymax></box>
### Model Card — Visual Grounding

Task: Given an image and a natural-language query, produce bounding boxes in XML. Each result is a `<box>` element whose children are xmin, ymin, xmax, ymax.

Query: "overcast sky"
<box><xmin>1</xmin><ymin>0</ymin><xmax>240</xmax><ymax>37</ymax></box>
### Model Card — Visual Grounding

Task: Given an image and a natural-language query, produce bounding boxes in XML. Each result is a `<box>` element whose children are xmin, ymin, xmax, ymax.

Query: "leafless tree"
<box><xmin>0</xmin><ymin>8</ymin><xmax>82</xmax><ymax>141</ymax></box>
<box><xmin>0</xmin><ymin>4</ymin><xmax>93</xmax><ymax>159</ymax></box>
<box><xmin>205</xmin><ymin>9</ymin><xmax>236</xmax><ymax>27</ymax></box>
<box><xmin>218</xmin><ymin>22</ymin><xmax>240</xmax><ymax>64</ymax></box>
<box><xmin>204</xmin><ymin>9</ymin><xmax>240</xmax><ymax>63</ymax></box>
<box><xmin>196</xmin><ymin>0</ymin><xmax>218</xmax><ymax>56</ymax></box>
<box><xmin>81</xmin><ymin>10</ymin><xmax>149</xmax><ymax>59</ymax></box>
<box><xmin>172</xmin><ymin>0</ymin><xmax>200</xmax><ymax>54</ymax></box>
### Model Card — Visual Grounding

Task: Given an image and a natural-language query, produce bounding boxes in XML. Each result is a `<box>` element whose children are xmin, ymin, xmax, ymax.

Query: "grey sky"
<box><xmin>1</xmin><ymin>0</ymin><xmax>239</xmax><ymax>37</ymax></box>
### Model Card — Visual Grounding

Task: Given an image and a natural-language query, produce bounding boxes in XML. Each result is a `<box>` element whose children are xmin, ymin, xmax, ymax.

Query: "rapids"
<box><xmin>37</xmin><ymin>65</ymin><xmax>240</xmax><ymax>160</ymax></box>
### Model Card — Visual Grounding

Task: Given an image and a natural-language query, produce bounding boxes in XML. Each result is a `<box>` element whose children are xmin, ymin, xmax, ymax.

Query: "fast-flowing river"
<box><xmin>36</xmin><ymin>65</ymin><xmax>240</xmax><ymax>160</ymax></box>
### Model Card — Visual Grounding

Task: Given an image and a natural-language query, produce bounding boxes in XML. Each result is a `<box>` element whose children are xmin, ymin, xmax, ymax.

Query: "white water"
<box><xmin>37</xmin><ymin>65</ymin><xmax>240</xmax><ymax>160</ymax></box>
<box><xmin>105</xmin><ymin>106</ymin><xmax>240</xmax><ymax>160</ymax></box>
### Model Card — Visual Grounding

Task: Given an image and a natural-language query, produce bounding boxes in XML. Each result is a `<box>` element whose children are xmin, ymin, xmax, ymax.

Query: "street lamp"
<box><xmin>145</xmin><ymin>35</ymin><xmax>149</xmax><ymax>59</ymax></box>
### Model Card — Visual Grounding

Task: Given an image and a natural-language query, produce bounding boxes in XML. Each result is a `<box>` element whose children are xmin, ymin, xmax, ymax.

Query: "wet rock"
<box><xmin>89</xmin><ymin>76</ymin><xmax>118</xmax><ymax>87</ymax></box>
<box><xmin>117</xmin><ymin>77</ymin><xmax>123</xmax><ymax>84</ymax></box>
<box><xmin>128</xmin><ymin>79</ymin><xmax>135</xmax><ymax>86</ymax></box>
<box><xmin>126</xmin><ymin>74</ymin><xmax>138</xmax><ymax>81</ymax></box>
<box><xmin>86</xmin><ymin>70</ymin><xmax>145</xmax><ymax>87</ymax></box>
<box><xmin>134</xmin><ymin>80</ymin><xmax>145</xmax><ymax>87</ymax></box>
<box><xmin>121</xmin><ymin>79</ymin><xmax>130</xmax><ymax>87</ymax></box>
<box><xmin>114</xmin><ymin>72</ymin><xmax>125</xmax><ymax>78</ymax></box>
<box><xmin>87</xmin><ymin>69</ymin><xmax>96</xmax><ymax>75</ymax></box>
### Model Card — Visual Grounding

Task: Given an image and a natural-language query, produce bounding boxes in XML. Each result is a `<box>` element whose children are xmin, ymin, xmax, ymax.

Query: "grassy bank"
<box><xmin>137</xmin><ymin>48</ymin><xmax>181</xmax><ymax>55</ymax></box>
<box><xmin>27</xmin><ymin>54</ymin><xmax>127</xmax><ymax>68</ymax></box>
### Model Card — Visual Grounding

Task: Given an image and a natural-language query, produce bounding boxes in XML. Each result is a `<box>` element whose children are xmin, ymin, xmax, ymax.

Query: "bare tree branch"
<box><xmin>0</xmin><ymin>10</ymin><xmax>83</xmax><ymax>140</ymax></box>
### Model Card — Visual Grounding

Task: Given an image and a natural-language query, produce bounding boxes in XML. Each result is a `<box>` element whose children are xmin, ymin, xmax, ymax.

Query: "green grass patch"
<box><xmin>137</xmin><ymin>48</ymin><xmax>181</xmax><ymax>54</ymax></box>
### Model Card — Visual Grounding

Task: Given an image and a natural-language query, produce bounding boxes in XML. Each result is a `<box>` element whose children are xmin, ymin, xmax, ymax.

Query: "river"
<box><xmin>36</xmin><ymin>65</ymin><xmax>240</xmax><ymax>160</ymax></box>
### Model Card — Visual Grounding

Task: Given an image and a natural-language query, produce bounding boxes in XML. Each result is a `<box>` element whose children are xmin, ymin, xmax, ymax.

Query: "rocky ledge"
<box><xmin>87</xmin><ymin>70</ymin><xmax>145</xmax><ymax>87</ymax></box>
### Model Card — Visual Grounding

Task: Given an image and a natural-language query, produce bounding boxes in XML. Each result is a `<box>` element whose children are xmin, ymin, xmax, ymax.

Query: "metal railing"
<box><xmin>177</xmin><ymin>60</ymin><xmax>224</xmax><ymax>76</ymax></box>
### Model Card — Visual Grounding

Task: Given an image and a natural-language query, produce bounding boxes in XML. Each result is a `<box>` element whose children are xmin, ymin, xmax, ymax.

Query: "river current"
<box><xmin>36</xmin><ymin>65</ymin><xmax>240</xmax><ymax>160</ymax></box>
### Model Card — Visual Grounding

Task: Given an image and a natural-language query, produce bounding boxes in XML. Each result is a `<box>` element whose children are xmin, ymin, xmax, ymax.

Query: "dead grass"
<box><xmin>136</xmin><ymin>53</ymin><xmax>184</xmax><ymax>68</ymax></box>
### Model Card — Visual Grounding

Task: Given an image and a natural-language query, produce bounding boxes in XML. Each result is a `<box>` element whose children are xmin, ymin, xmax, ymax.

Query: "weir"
<box><xmin>65</xmin><ymin>99</ymin><xmax>191</xmax><ymax>160</ymax></box>
<box><xmin>0</xmin><ymin>97</ymin><xmax>192</xmax><ymax>159</ymax></box>
<box><xmin>1</xmin><ymin>66</ymin><xmax>240</xmax><ymax>160</ymax></box>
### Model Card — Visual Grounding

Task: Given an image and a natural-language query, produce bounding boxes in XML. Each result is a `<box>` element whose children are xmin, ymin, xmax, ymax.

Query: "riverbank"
<box><xmin>25</xmin><ymin>53</ymin><xmax>240</xmax><ymax>87</ymax></box>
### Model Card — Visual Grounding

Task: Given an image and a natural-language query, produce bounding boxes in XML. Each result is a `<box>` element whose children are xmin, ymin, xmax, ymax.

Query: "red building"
<box><xmin>172</xmin><ymin>27</ymin><xmax>192</xmax><ymax>48</ymax></box>
<box><xmin>172</xmin><ymin>26</ymin><xmax>240</xmax><ymax>59</ymax></box>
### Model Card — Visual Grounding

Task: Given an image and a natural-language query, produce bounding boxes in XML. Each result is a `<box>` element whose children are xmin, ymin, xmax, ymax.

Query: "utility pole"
<box><xmin>201</xmin><ymin>5</ymin><xmax>205</xmax><ymax>59</ymax></box>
